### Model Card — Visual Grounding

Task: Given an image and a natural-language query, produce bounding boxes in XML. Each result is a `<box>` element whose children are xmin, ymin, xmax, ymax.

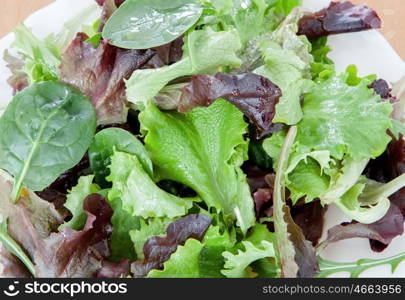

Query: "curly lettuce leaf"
<box><xmin>296</xmin><ymin>69</ymin><xmax>393</xmax><ymax>160</ymax></box>
<box><xmin>147</xmin><ymin>239</ymin><xmax>204</xmax><ymax>278</ymax></box>
<box><xmin>264</xmin><ymin>132</ymin><xmax>333</xmax><ymax>204</ymax></box>
<box><xmin>141</xmin><ymin>222</ymin><xmax>236</xmax><ymax>278</ymax></box>
<box><xmin>89</xmin><ymin>127</ymin><xmax>153</xmax><ymax>187</ymax></box>
<box><xmin>198</xmin><ymin>225</ymin><xmax>237</xmax><ymax>278</ymax></box>
<box><xmin>221</xmin><ymin>241</ymin><xmax>276</xmax><ymax>278</ymax></box>
<box><xmin>126</xmin><ymin>27</ymin><xmax>242</xmax><ymax>109</ymax></box>
<box><xmin>129</xmin><ymin>218</ymin><xmax>172</xmax><ymax>260</ymax></box>
<box><xmin>231</xmin><ymin>0</ymin><xmax>271</xmax><ymax>45</ymax></box>
<box><xmin>132</xmin><ymin>214</ymin><xmax>211</xmax><ymax>277</ymax></box>
<box><xmin>10</xmin><ymin>24</ymin><xmax>60</xmax><ymax>83</ymax></box>
<box><xmin>271</xmin><ymin>0</ymin><xmax>301</xmax><ymax>16</ymax></box>
<box><xmin>220</xmin><ymin>224</ymin><xmax>278</xmax><ymax>278</ymax></box>
<box><xmin>139</xmin><ymin>100</ymin><xmax>255</xmax><ymax>233</ymax></box>
<box><xmin>59</xmin><ymin>175</ymin><xmax>100</xmax><ymax>231</ymax></box>
<box><xmin>255</xmin><ymin>9</ymin><xmax>314</xmax><ymax>125</ymax></box>
<box><xmin>309</xmin><ymin>36</ymin><xmax>334</xmax><ymax>79</ymax></box>
<box><xmin>336</xmin><ymin>183</ymin><xmax>390</xmax><ymax>224</ymax></box>
<box><xmin>264</xmin><ymin>67</ymin><xmax>395</xmax><ymax>217</ymax></box>
<box><xmin>287</xmin><ymin>158</ymin><xmax>331</xmax><ymax>204</ymax></box>
<box><xmin>108</xmin><ymin>151</ymin><xmax>195</xmax><ymax>218</ymax></box>
<box><xmin>334</xmin><ymin>174</ymin><xmax>405</xmax><ymax>224</ymax></box>
<box><xmin>179</xmin><ymin>72</ymin><xmax>281</xmax><ymax>135</ymax></box>
<box><xmin>61</xmin><ymin>33</ymin><xmax>155</xmax><ymax>124</ymax></box>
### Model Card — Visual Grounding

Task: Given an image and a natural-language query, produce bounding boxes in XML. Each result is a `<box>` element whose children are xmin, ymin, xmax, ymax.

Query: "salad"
<box><xmin>0</xmin><ymin>0</ymin><xmax>405</xmax><ymax>278</ymax></box>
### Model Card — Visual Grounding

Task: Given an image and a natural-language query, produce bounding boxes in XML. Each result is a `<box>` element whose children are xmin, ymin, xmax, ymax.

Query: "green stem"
<box><xmin>361</xmin><ymin>173</ymin><xmax>405</xmax><ymax>204</ymax></box>
<box><xmin>320</xmin><ymin>158</ymin><xmax>369</xmax><ymax>204</ymax></box>
<box><xmin>0</xmin><ymin>221</ymin><xmax>36</xmax><ymax>277</ymax></box>
<box><xmin>273</xmin><ymin>126</ymin><xmax>297</xmax><ymax>278</ymax></box>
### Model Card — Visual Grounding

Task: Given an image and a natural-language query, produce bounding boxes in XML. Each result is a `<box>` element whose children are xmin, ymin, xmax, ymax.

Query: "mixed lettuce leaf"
<box><xmin>139</xmin><ymin>99</ymin><xmax>255</xmax><ymax>233</ymax></box>
<box><xmin>1</xmin><ymin>0</ymin><xmax>405</xmax><ymax>279</ymax></box>
<box><xmin>126</xmin><ymin>27</ymin><xmax>243</xmax><ymax>109</ymax></box>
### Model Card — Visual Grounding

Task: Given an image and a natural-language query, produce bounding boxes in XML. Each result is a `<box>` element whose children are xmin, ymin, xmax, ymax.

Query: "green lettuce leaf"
<box><xmin>139</xmin><ymin>100</ymin><xmax>255</xmax><ymax>233</ymax></box>
<box><xmin>59</xmin><ymin>175</ymin><xmax>100</xmax><ymax>230</ymax></box>
<box><xmin>333</xmin><ymin>173</ymin><xmax>405</xmax><ymax>224</ymax></box>
<box><xmin>264</xmin><ymin>67</ymin><xmax>395</xmax><ymax>217</ymax></box>
<box><xmin>255</xmin><ymin>9</ymin><xmax>314</xmax><ymax>125</ymax></box>
<box><xmin>147</xmin><ymin>239</ymin><xmax>204</xmax><ymax>278</ymax></box>
<box><xmin>126</xmin><ymin>27</ymin><xmax>242</xmax><ymax>109</ymax></box>
<box><xmin>264</xmin><ymin>132</ymin><xmax>333</xmax><ymax>204</ymax></box>
<box><xmin>262</xmin><ymin>129</ymin><xmax>285</xmax><ymax>168</ymax></box>
<box><xmin>287</xmin><ymin>158</ymin><xmax>331</xmax><ymax>204</ymax></box>
<box><xmin>244</xmin><ymin>224</ymin><xmax>279</xmax><ymax>278</ymax></box>
<box><xmin>310</xmin><ymin>36</ymin><xmax>334</xmax><ymax>80</ymax></box>
<box><xmin>221</xmin><ymin>241</ymin><xmax>276</xmax><ymax>278</ymax></box>
<box><xmin>89</xmin><ymin>127</ymin><xmax>153</xmax><ymax>187</ymax></box>
<box><xmin>11</xmin><ymin>24</ymin><xmax>60</xmax><ymax>83</ymax></box>
<box><xmin>296</xmin><ymin>70</ymin><xmax>393</xmax><ymax>160</ymax></box>
<box><xmin>336</xmin><ymin>182</ymin><xmax>390</xmax><ymax>224</ymax></box>
<box><xmin>231</xmin><ymin>0</ymin><xmax>272</xmax><ymax>45</ymax></box>
<box><xmin>320</xmin><ymin>158</ymin><xmax>369</xmax><ymax>205</ymax></box>
<box><xmin>108</xmin><ymin>151</ymin><xmax>195</xmax><ymax>218</ymax></box>
<box><xmin>110</xmin><ymin>198</ymin><xmax>141</xmax><ymax>262</ymax></box>
<box><xmin>271</xmin><ymin>0</ymin><xmax>302</xmax><ymax>16</ymax></box>
<box><xmin>198</xmin><ymin>225</ymin><xmax>236</xmax><ymax>278</ymax></box>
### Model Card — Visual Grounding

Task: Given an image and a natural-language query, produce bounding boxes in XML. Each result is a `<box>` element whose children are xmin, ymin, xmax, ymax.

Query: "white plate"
<box><xmin>0</xmin><ymin>0</ymin><xmax>404</xmax><ymax>277</ymax></box>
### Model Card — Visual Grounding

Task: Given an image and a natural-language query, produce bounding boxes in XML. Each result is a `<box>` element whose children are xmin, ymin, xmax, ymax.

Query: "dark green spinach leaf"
<box><xmin>0</xmin><ymin>81</ymin><xmax>96</xmax><ymax>202</ymax></box>
<box><xmin>102</xmin><ymin>0</ymin><xmax>203</xmax><ymax>49</ymax></box>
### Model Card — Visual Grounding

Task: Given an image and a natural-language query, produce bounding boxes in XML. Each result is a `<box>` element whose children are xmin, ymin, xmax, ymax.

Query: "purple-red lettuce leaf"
<box><xmin>96</xmin><ymin>0</ymin><xmax>128</xmax><ymax>33</ymax></box>
<box><xmin>298</xmin><ymin>1</ymin><xmax>381</xmax><ymax>39</ymax></box>
<box><xmin>0</xmin><ymin>171</ymin><xmax>65</xmax><ymax>260</ymax></box>
<box><xmin>0</xmin><ymin>245</ymin><xmax>31</xmax><ymax>278</ymax></box>
<box><xmin>95</xmin><ymin>0</ymin><xmax>125</xmax><ymax>7</ymax></box>
<box><xmin>95</xmin><ymin>259</ymin><xmax>130</xmax><ymax>278</ymax></box>
<box><xmin>131</xmin><ymin>214</ymin><xmax>211</xmax><ymax>277</ymax></box>
<box><xmin>318</xmin><ymin>204</ymin><xmax>404</xmax><ymax>253</ymax></box>
<box><xmin>0</xmin><ymin>172</ymin><xmax>117</xmax><ymax>277</ymax></box>
<box><xmin>179</xmin><ymin>72</ymin><xmax>281</xmax><ymax>135</ymax></box>
<box><xmin>245</xmin><ymin>166</ymin><xmax>271</xmax><ymax>193</ymax></box>
<box><xmin>366</xmin><ymin>134</ymin><xmax>405</xmax><ymax>185</ymax></box>
<box><xmin>291</xmin><ymin>200</ymin><xmax>327</xmax><ymax>247</ymax></box>
<box><xmin>145</xmin><ymin>36</ymin><xmax>184</xmax><ymax>69</ymax></box>
<box><xmin>254</xmin><ymin>188</ymin><xmax>273</xmax><ymax>219</ymax></box>
<box><xmin>363</xmin><ymin>134</ymin><xmax>405</xmax><ymax>249</ymax></box>
<box><xmin>365</xmin><ymin>134</ymin><xmax>405</xmax><ymax>217</ymax></box>
<box><xmin>60</xmin><ymin>33</ymin><xmax>155</xmax><ymax>125</ymax></box>
<box><xmin>370</xmin><ymin>79</ymin><xmax>399</xmax><ymax>104</ymax></box>
<box><xmin>34</xmin><ymin>194</ymin><xmax>113</xmax><ymax>277</ymax></box>
<box><xmin>284</xmin><ymin>205</ymin><xmax>320</xmax><ymax>278</ymax></box>
<box><xmin>3</xmin><ymin>50</ymin><xmax>29</xmax><ymax>95</ymax></box>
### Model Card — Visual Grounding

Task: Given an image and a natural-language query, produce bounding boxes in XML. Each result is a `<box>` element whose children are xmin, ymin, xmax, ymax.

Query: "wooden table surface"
<box><xmin>0</xmin><ymin>0</ymin><xmax>404</xmax><ymax>59</ymax></box>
